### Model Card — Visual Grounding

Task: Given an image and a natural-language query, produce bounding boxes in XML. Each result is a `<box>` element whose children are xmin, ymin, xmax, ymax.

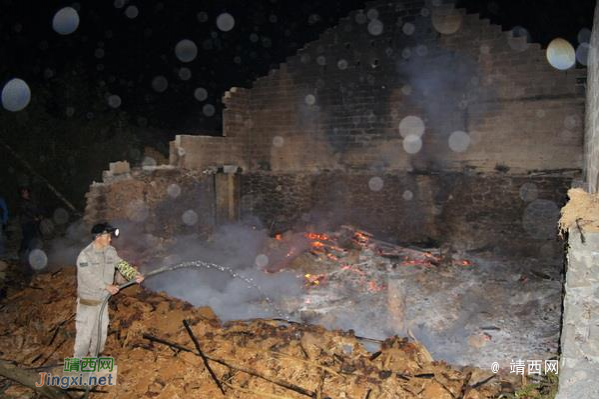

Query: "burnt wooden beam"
<box><xmin>143</xmin><ymin>332</ymin><xmax>316</xmax><ymax>398</ymax></box>
<box><xmin>182</xmin><ymin>319</ymin><xmax>226</xmax><ymax>396</ymax></box>
<box><xmin>0</xmin><ymin>359</ymin><xmax>73</xmax><ymax>399</ymax></box>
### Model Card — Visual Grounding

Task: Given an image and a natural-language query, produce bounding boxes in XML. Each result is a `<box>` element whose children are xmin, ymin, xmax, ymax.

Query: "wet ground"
<box><xmin>291</xmin><ymin>249</ymin><xmax>563</xmax><ymax>369</ymax></box>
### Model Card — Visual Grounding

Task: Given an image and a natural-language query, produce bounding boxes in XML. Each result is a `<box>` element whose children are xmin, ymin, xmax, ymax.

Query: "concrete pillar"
<box><xmin>556</xmin><ymin>228</ymin><xmax>599</xmax><ymax>398</ymax></box>
<box><xmin>214</xmin><ymin>166</ymin><xmax>240</xmax><ymax>225</ymax></box>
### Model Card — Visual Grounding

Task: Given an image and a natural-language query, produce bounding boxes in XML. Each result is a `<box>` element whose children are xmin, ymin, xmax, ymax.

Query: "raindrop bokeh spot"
<box><xmin>399</xmin><ymin>115</ymin><xmax>425</xmax><ymax>138</ymax></box>
<box><xmin>508</xmin><ymin>26</ymin><xmax>530</xmax><ymax>52</ymax></box>
<box><xmin>432</xmin><ymin>8</ymin><xmax>462</xmax><ymax>35</ymax></box>
<box><xmin>368</xmin><ymin>20</ymin><xmax>384</xmax><ymax>36</ymax></box>
<box><xmin>182</xmin><ymin>210</ymin><xmax>199</xmax><ymax>226</ymax></box>
<box><xmin>125</xmin><ymin>5</ymin><xmax>139</xmax><ymax>19</ymax></box>
<box><xmin>203</xmin><ymin>104</ymin><xmax>216</xmax><ymax>117</ymax></box>
<box><xmin>52</xmin><ymin>7</ymin><xmax>80</xmax><ymax>35</ymax></box>
<box><xmin>368</xmin><ymin>177</ymin><xmax>384</xmax><ymax>192</ymax></box>
<box><xmin>178</xmin><ymin>67</ymin><xmax>192</xmax><ymax>80</ymax></box>
<box><xmin>519</xmin><ymin>183</ymin><xmax>539</xmax><ymax>202</ymax></box>
<box><xmin>194</xmin><ymin>87</ymin><xmax>208</xmax><ymax>101</ymax></box>
<box><xmin>402</xmin><ymin>22</ymin><xmax>415</xmax><ymax>35</ymax></box>
<box><xmin>108</xmin><ymin>94</ymin><xmax>122</xmax><ymax>108</ymax></box>
<box><xmin>1</xmin><ymin>78</ymin><xmax>31</xmax><ymax>112</ymax></box>
<box><xmin>547</xmin><ymin>38</ymin><xmax>576</xmax><ymax>70</ymax></box>
<box><xmin>29</xmin><ymin>249</ymin><xmax>48</xmax><ymax>271</ymax></box>
<box><xmin>167</xmin><ymin>183</ymin><xmax>182</xmax><ymax>198</ymax></box>
<box><xmin>255</xmin><ymin>254</ymin><xmax>269</xmax><ymax>268</ymax></box>
<box><xmin>576</xmin><ymin>42</ymin><xmax>589</xmax><ymax>66</ymax></box>
<box><xmin>175</xmin><ymin>39</ymin><xmax>198</xmax><ymax>63</ymax></box>
<box><xmin>403</xmin><ymin>134</ymin><xmax>423</xmax><ymax>154</ymax></box>
<box><xmin>152</xmin><ymin>76</ymin><xmax>168</xmax><ymax>93</ymax></box>
<box><xmin>217</xmin><ymin>13</ymin><xmax>235</xmax><ymax>32</ymax></box>
<box><xmin>448</xmin><ymin>131</ymin><xmax>471</xmax><ymax>153</ymax></box>
<box><xmin>53</xmin><ymin>208</ymin><xmax>70</xmax><ymax>225</ymax></box>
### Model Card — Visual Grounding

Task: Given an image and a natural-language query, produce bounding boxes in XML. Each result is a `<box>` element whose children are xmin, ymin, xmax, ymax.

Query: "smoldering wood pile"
<box><xmin>0</xmin><ymin>265</ymin><xmax>509</xmax><ymax>399</ymax></box>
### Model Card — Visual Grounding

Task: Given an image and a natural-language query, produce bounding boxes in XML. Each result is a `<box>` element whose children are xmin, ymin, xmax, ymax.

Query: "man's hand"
<box><xmin>105</xmin><ymin>284</ymin><xmax>119</xmax><ymax>295</ymax></box>
<box><xmin>134</xmin><ymin>274</ymin><xmax>144</xmax><ymax>284</ymax></box>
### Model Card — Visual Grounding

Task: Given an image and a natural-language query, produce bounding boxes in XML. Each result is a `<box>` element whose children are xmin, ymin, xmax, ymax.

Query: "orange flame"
<box><xmin>305</xmin><ymin>232</ymin><xmax>329</xmax><ymax>241</ymax></box>
<box><xmin>354</xmin><ymin>232</ymin><xmax>369</xmax><ymax>243</ymax></box>
<box><xmin>304</xmin><ymin>273</ymin><xmax>326</xmax><ymax>287</ymax></box>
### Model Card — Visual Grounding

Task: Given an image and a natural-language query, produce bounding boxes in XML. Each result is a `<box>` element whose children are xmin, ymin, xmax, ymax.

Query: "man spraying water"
<box><xmin>74</xmin><ymin>223</ymin><xmax>144</xmax><ymax>358</ymax></box>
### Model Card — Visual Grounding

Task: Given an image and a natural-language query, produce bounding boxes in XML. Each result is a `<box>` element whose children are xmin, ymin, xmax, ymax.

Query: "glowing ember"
<box><xmin>305</xmin><ymin>232</ymin><xmax>329</xmax><ymax>241</ymax></box>
<box><xmin>275</xmin><ymin>234</ymin><xmax>282</xmax><ymax>240</ymax></box>
<box><xmin>304</xmin><ymin>273</ymin><xmax>327</xmax><ymax>287</ymax></box>
<box><xmin>353</xmin><ymin>231</ymin><xmax>370</xmax><ymax>244</ymax></box>
<box><xmin>367</xmin><ymin>280</ymin><xmax>386</xmax><ymax>292</ymax></box>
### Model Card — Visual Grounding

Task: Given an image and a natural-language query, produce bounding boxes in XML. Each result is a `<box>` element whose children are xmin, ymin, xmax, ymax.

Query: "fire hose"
<box><xmin>81</xmin><ymin>261</ymin><xmax>288</xmax><ymax>399</ymax></box>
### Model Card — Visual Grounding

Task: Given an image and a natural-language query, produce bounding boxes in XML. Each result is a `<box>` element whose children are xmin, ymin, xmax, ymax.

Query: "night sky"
<box><xmin>1</xmin><ymin>0</ymin><xmax>595</xmax><ymax>134</ymax></box>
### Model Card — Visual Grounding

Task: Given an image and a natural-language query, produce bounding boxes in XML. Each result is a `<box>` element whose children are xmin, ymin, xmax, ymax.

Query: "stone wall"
<box><xmin>85</xmin><ymin>166</ymin><xmax>215</xmax><ymax>239</ymax></box>
<box><xmin>241</xmin><ymin>172</ymin><xmax>437</xmax><ymax>242</ymax></box>
<box><xmin>169</xmin><ymin>135</ymin><xmax>247</xmax><ymax>171</ymax></box>
<box><xmin>175</xmin><ymin>1</ymin><xmax>585</xmax><ymax>176</ymax></box>
<box><xmin>585</xmin><ymin>1</ymin><xmax>599</xmax><ymax>193</ymax></box>
<box><xmin>210</xmin><ymin>0</ymin><xmax>584</xmax><ymax>175</ymax></box>
<box><xmin>241</xmin><ymin>171</ymin><xmax>573</xmax><ymax>256</ymax></box>
<box><xmin>160</xmin><ymin>0</ymin><xmax>585</xmax><ymax>256</ymax></box>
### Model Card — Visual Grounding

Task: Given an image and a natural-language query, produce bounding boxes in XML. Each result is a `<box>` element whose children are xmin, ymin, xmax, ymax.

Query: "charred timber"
<box><xmin>143</xmin><ymin>332</ymin><xmax>317</xmax><ymax>398</ymax></box>
<box><xmin>182</xmin><ymin>319</ymin><xmax>226</xmax><ymax>396</ymax></box>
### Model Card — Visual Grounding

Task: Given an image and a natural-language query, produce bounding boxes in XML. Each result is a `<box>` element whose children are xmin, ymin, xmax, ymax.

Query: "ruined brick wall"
<box><xmin>439</xmin><ymin>173</ymin><xmax>572</xmax><ymax>256</ymax></box>
<box><xmin>169</xmin><ymin>135</ymin><xmax>246</xmax><ymax>171</ymax></box>
<box><xmin>240</xmin><ymin>172</ymin><xmax>437</xmax><ymax>242</ymax></box>
<box><xmin>160</xmin><ymin>0</ymin><xmax>583</xmax><ymax>256</ymax></box>
<box><xmin>241</xmin><ymin>172</ymin><xmax>571</xmax><ymax>255</ymax></box>
<box><xmin>225</xmin><ymin>0</ymin><xmax>583</xmax><ymax>254</ymax></box>
<box><xmin>222</xmin><ymin>0</ymin><xmax>584</xmax><ymax>174</ymax></box>
<box><xmin>585</xmin><ymin>2</ymin><xmax>599</xmax><ymax>192</ymax></box>
<box><xmin>169</xmin><ymin>87</ymin><xmax>251</xmax><ymax>171</ymax></box>
<box><xmin>85</xmin><ymin>167</ymin><xmax>215</xmax><ymax>238</ymax></box>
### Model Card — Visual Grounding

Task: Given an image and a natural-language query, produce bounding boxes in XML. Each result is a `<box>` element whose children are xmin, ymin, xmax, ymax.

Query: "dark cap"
<box><xmin>91</xmin><ymin>222</ymin><xmax>120</xmax><ymax>238</ymax></box>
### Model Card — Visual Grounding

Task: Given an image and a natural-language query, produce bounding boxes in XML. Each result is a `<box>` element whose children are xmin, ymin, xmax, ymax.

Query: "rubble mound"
<box><xmin>0</xmin><ymin>267</ymin><xmax>504</xmax><ymax>398</ymax></box>
<box><xmin>559</xmin><ymin>187</ymin><xmax>599</xmax><ymax>234</ymax></box>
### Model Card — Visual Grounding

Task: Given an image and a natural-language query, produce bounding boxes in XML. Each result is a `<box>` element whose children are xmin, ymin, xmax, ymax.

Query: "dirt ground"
<box><xmin>0</xmin><ymin>264</ymin><xmax>517</xmax><ymax>399</ymax></box>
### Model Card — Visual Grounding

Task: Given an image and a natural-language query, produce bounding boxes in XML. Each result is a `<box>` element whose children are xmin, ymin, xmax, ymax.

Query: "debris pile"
<box><xmin>0</xmin><ymin>266</ymin><xmax>507</xmax><ymax>398</ymax></box>
<box><xmin>559</xmin><ymin>187</ymin><xmax>599</xmax><ymax>235</ymax></box>
<box><xmin>259</xmin><ymin>226</ymin><xmax>561</xmax><ymax>369</ymax></box>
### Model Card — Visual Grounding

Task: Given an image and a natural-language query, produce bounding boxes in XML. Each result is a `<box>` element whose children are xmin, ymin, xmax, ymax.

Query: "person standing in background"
<box><xmin>0</xmin><ymin>194</ymin><xmax>7</xmax><ymax>259</ymax></box>
<box><xmin>18</xmin><ymin>187</ymin><xmax>42</xmax><ymax>269</ymax></box>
